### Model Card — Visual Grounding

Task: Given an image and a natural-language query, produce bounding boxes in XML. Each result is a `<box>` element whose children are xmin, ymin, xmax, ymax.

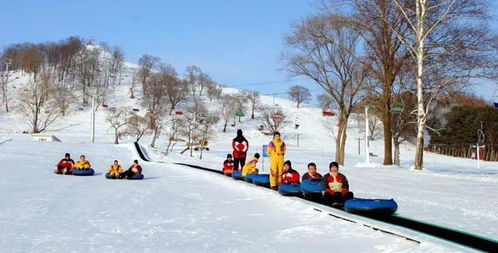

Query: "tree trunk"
<box><xmin>382</xmin><ymin>97</ymin><xmax>393</xmax><ymax>165</ymax></box>
<box><xmin>114</xmin><ymin>130</ymin><xmax>119</xmax><ymax>144</ymax></box>
<box><xmin>150</xmin><ymin>127</ymin><xmax>160</xmax><ymax>148</ymax></box>
<box><xmin>165</xmin><ymin>138</ymin><xmax>172</xmax><ymax>155</ymax></box>
<box><xmin>335</xmin><ymin>111</ymin><xmax>348</xmax><ymax>165</ymax></box>
<box><xmin>393</xmin><ymin>139</ymin><xmax>400</xmax><ymax>166</ymax></box>
<box><xmin>223</xmin><ymin>122</ymin><xmax>227</xmax><ymax>132</ymax></box>
<box><xmin>413</xmin><ymin>0</ymin><xmax>426</xmax><ymax>170</ymax></box>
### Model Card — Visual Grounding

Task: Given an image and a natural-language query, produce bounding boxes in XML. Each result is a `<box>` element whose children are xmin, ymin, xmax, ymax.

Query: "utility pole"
<box><xmin>355</xmin><ymin>137</ymin><xmax>361</xmax><ymax>155</ymax></box>
<box><xmin>91</xmin><ymin>96</ymin><xmax>96</xmax><ymax>144</ymax></box>
<box><xmin>2</xmin><ymin>59</ymin><xmax>12</xmax><ymax>112</ymax></box>
<box><xmin>365</xmin><ymin>106</ymin><xmax>370</xmax><ymax>164</ymax></box>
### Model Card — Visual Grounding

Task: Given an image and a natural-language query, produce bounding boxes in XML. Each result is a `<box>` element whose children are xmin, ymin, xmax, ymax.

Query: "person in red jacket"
<box><xmin>302</xmin><ymin>162</ymin><xmax>322</xmax><ymax>180</ymax></box>
<box><xmin>222</xmin><ymin>154</ymin><xmax>235</xmax><ymax>175</ymax></box>
<box><xmin>55</xmin><ymin>153</ymin><xmax>75</xmax><ymax>175</ymax></box>
<box><xmin>232</xmin><ymin>129</ymin><xmax>248</xmax><ymax>171</ymax></box>
<box><xmin>281</xmin><ymin>160</ymin><xmax>300</xmax><ymax>185</ymax></box>
<box><xmin>322</xmin><ymin>162</ymin><xmax>353</xmax><ymax>205</ymax></box>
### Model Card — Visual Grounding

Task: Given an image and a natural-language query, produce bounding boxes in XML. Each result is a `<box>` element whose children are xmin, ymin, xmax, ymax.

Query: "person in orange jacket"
<box><xmin>222</xmin><ymin>154</ymin><xmax>235</xmax><ymax>175</ymax></box>
<box><xmin>122</xmin><ymin>160</ymin><xmax>143</xmax><ymax>179</ymax></box>
<box><xmin>267</xmin><ymin>132</ymin><xmax>286</xmax><ymax>189</ymax></box>
<box><xmin>108</xmin><ymin>160</ymin><xmax>124</xmax><ymax>179</ymax></box>
<box><xmin>281</xmin><ymin>160</ymin><xmax>300</xmax><ymax>185</ymax></box>
<box><xmin>242</xmin><ymin>153</ymin><xmax>260</xmax><ymax>177</ymax></box>
<box><xmin>73</xmin><ymin>155</ymin><xmax>91</xmax><ymax>170</ymax></box>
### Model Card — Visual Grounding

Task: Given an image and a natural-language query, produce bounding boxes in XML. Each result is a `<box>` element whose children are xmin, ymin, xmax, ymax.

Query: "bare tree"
<box><xmin>185</xmin><ymin>65</ymin><xmax>202</xmax><ymax>99</ymax></box>
<box><xmin>206</xmin><ymin>83</ymin><xmax>222</xmax><ymax>102</ymax></box>
<box><xmin>288</xmin><ymin>85</ymin><xmax>311</xmax><ymax>108</ymax></box>
<box><xmin>127</xmin><ymin>114</ymin><xmax>151</xmax><ymax>142</ymax></box>
<box><xmin>17</xmin><ymin>75</ymin><xmax>61</xmax><ymax>133</ymax></box>
<box><xmin>283</xmin><ymin>14</ymin><xmax>367</xmax><ymax>164</ymax></box>
<box><xmin>18</xmin><ymin>44</ymin><xmax>43</xmax><ymax>82</ymax></box>
<box><xmin>219</xmin><ymin>94</ymin><xmax>236</xmax><ymax>132</ymax></box>
<box><xmin>142</xmin><ymin>72</ymin><xmax>168</xmax><ymax>147</ymax></box>
<box><xmin>259</xmin><ymin>105</ymin><xmax>288</xmax><ymax>134</ymax></box>
<box><xmin>198</xmin><ymin>114</ymin><xmax>220</xmax><ymax>159</ymax></box>
<box><xmin>179</xmin><ymin>101</ymin><xmax>208</xmax><ymax>157</ymax></box>
<box><xmin>392</xmin><ymin>0</ymin><xmax>496</xmax><ymax>169</ymax></box>
<box><xmin>317</xmin><ymin>94</ymin><xmax>333</xmax><ymax>110</ymax></box>
<box><xmin>107</xmin><ymin>107</ymin><xmax>131</xmax><ymax>144</ymax></box>
<box><xmin>246</xmin><ymin>91</ymin><xmax>260</xmax><ymax>119</ymax></box>
<box><xmin>349</xmin><ymin>0</ymin><xmax>411</xmax><ymax>165</ymax></box>
<box><xmin>165</xmin><ymin>116</ymin><xmax>184</xmax><ymax>155</ymax></box>
<box><xmin>129</xmin><ymin>70</ymin><xmax>138</xmax><ymax>98</ymax></box>
<box><xmin>165</xmin><ymin>77</ymin><xmax>188</xmax><ymax>113</ymax></box>
<box><xmin>54</xmin><ymin>85</ymin><xmax>74</xmax><ymax>116</ymax></box>
<box><xmin>231</xmin><ymin>92</ymin><xmax>249</xmax><ymax>124</ymax></box>
<box><xmin>138</xmin><ymin>54</ymin><xmax>160</xmax><ymax>90</ymax></box>
<box><xmin>75</xmin><ymin>46</ymin><xmax>101</xmax><ymax>105</ymax></box>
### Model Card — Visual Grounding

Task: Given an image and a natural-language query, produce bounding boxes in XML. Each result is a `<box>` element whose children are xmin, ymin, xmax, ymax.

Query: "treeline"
<box><xmin>428</xmin><ymin>105</ymin><xmax>498</xmax><ymax>161</ymax></box>
<box><xmin>282</xmin><ymin>0</ymin><xmax>497</xmax><ymax>168</ymax></box>
<box><xmin>1</xmin><ymin>36</ymin><xmax>125</xmax><ymax>132</ymax></box>
<box><xmin>1</xmin><ymin>36</ymin><xmax>275</xmax><ymax>156</ymax></box>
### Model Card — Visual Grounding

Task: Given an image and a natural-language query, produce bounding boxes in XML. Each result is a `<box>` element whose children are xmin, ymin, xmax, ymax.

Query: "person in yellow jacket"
<box><xmin>73</xmin><ymin>155</ymin><xmax>91</xmax><ymax>170</ymax></box>
<box><xmin>242</xmin><ymin>153</ymin><xmax>260</xmax><ymax>177</ymax></box>
<box><xmin>108</xmin><ymin>160</ymin><xmax>124</xmax><ymax>178</ymax></box>
<box><xmin>267</xmin><ymin>132</ymin><xmax>286</xmax><ymax>189</ymax></box>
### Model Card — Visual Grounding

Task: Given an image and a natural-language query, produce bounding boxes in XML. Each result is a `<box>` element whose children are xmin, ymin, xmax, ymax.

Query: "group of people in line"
<box><xmin>224</xmin><ymin>130</ymin><xmax>353</xmax><ymax>204</ymax></box>
<box><xmin>55</xmin><ymin>153</ymin><xmax>143</xmax><ymax>179</ymax></box>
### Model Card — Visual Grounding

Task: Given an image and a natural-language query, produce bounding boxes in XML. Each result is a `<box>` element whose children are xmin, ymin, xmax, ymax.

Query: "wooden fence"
<box><xmin>426</xmin><ymin>144</ymin><xmax>498</xmax><ymax>161</ymax></box>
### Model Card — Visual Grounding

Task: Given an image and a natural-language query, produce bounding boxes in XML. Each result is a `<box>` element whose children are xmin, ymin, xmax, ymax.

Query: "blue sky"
<box><xmin>0</xmin><ymin>0</ymin><xmax>496</xmax><ymax>104</ymax></box>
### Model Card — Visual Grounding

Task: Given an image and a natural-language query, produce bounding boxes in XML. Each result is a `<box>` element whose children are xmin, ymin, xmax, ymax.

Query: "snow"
<box><xmin>0</xmin><ymin>67</ymin><xmax>496</xmax><ymax>252</ymax></box>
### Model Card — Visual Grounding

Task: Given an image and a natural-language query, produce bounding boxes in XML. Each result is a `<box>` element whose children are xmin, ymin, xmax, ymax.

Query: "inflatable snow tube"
<box><xmin>252</xmin><ymin>174</ymin><xmax>270</xmax><ymax>187</ymax></box>
<box><xmin>244</xmin><ymin>173</ymin><xmax>256</xmax><ymax>183</ymax></box>
<box><xmin>72</xmin><ymin>168</ymin><xmax>95</xmax><ymax>176</ymax></box>
<box><xmin>301</xmin><ymin>179</ymin><xmax>324</xmax><ymax>194</ymax></box>
<box><xmin>344</xmin><ymin>198</ymin><xmax>398</xmax><ymax>216</ymax></box>
<box><xmin>278</xmin><ymin>183</ymin><xmax>302</xmax><ymax>196</ymax></box>
<box><xmin>128</xmin><ymin>174</ymin><xmax>144</xmax><ymax>180</ymax></box>
<box><xmin>232</xmin><ymin>171</ymin><xmax>243</xmax><ymax>180</ymax></box>
<box><xmin>105</xmin><ymin>173</ymin><xmax>121</xmax><ymax>179</ymax></box>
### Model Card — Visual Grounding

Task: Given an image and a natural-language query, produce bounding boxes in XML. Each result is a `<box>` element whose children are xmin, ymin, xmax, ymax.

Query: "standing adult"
<box><xmin>232</xmin><ymin>129</ymin><xmax>249</xmax><ymax>171</ymax></box>
<box><xmin>267</xmin><ymin>132</ymin><xmax>286</xmax><ymax>189</ymax></box>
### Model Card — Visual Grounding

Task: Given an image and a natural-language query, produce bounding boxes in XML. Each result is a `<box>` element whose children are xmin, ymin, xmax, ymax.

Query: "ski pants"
<box><xmin>233</xmin><ymin>157</ymin><xmax>246</xmax><ymax>171</ymax></box>
<box><xmin>269</xmin><ymin>155</ymin><xmax>284</xmax><ymax>188</ymax></box>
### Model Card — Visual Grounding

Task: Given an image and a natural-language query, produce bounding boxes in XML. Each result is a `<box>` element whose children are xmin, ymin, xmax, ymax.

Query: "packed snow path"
<box><xmin>0</xmin><ymin>136</ymin><xmax>459</xmax><ymax>252</ymax></box>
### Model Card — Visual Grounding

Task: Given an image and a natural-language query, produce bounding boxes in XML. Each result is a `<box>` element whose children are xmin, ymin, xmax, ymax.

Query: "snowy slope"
<box><xmin>0</xmin><ymin>65</ymin><xmax>497</xmax><ymax>251</ymax></box>
<box><xmin>0</xmin><ymin>135</ymin><xmax>464</xmax><ymax>252</ymax></box>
